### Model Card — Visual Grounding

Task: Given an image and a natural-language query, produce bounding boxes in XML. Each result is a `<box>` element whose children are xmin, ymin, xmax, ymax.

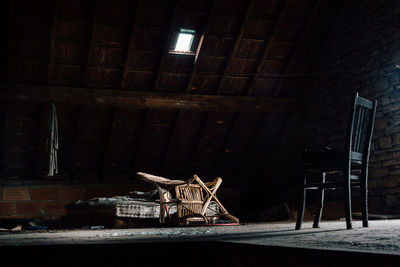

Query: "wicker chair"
<box><xmin>137</xmin><ymin>172</ymin><xmax>239</xmax><ymax>225</ymax></box>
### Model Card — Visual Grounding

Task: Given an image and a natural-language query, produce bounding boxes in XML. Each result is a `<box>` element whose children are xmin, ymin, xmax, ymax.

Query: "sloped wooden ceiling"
<box><xmin>0</xmin><ymin>0</ymin><xmax>342</xmax><ymax>182</ymax></box>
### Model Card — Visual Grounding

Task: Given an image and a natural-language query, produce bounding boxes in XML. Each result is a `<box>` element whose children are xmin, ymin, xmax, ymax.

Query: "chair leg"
<box><xmin>313</xmin><ymin>172</ymin><xmax>325</xmax><ymax>228</ymax></box>
<box><xmin>295</xmin><ymin>176</ymin><xmax>307</xmax><ymax>230</ymax></box>
<box><xmin>343</xmin><ymin>173</ymin><xmax>352</xmax><ymax>229</ymax></box>
<box><xmin>360</xmin><ymin>172</ymin><xmax>369</xmax><ymax>227</ymax></box>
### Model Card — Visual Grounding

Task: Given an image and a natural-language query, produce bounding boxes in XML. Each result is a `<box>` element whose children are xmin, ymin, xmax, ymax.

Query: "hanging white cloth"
<box><xmin>47</xmin><ymin>102</ymin><xmax>59</xmax><ymax>176</ymax></box>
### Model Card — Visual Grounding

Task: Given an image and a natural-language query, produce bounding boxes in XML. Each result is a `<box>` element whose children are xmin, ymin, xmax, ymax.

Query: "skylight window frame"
<box><xmin>169</xmin><ymin>28</ymin><xmax>196</xmax><ymax>56</ymax></box>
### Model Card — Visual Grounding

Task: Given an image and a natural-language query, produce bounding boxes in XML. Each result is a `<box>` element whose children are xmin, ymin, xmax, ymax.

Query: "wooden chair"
<box><xmin>175</xmin><ymin>175</ymin><xmax>239</xmax><ymax>225</ymax></box>
<box><xmin>136</xmin><ymin>172</ymin><xmax>186</xmax><ymax>223</ymax></box>
<box><xmin>295</xmin><ymin>93</ymin><xmax>377</xmax><ymax>230</ymax></box>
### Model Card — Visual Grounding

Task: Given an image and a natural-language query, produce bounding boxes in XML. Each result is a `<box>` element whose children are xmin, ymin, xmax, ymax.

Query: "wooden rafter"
<box><xmin>213</xmin><ymin>0</ymin><xmax>287</xmax><ymax>175</ymax></box>
<box><xmin>183</xmin><ymin>112</ymin><xmax>211</xmax><ymax>175</ymax></box>
<box><xmin>35</xmin><ymin>0</ymin><xmax>60</xmax><ymax>178</ymax></box>
<box><xmin>186</xmin><ymin>1</ymin><xmax>253</xmax><ymax>177</ymax></box>
<box><xmin>273</xmin><ymin>0</ymin><xmax>321</xmax><ymax>97</ymax></box>
<box><xmin>246</xmin><ymin>0</ymin><xmax>287</xmax><ymax>96</ymax></box>
<box><xmin>152</xmin><ymin>0</ymin><xmax>182</xmax><ymax>91</ymax></box>
<box><xmin>185</xmin><ymin>0</ymin><xmax>217</xmax><ymax>93</ymax></box>
<box><xmin>236</xmin><ymin>1</ymin><xmax>322</xmax><ymax>177</ymax></box>
<box><xmin>3</xmin><ymin>1</ymin><xmax>16</xmax><ymax>178</ymax></box>
<box><xmin>216</xmin><ymin>0</ymin><xmax>254</xmax><ymax>94</ymax></box>
<box><xmin>159</xmin><ymin>111</ymin><xmax>183</xmax><ymax>175</ymax></box>
<box><xmin>132</xmin><ymin>0</ymin><xmax>182</xmax><ymax>175</ymax></box>
<box><xmin>0</xmin><ymin>83</ymin><xmax>303</xmax><ymax>113</ymax></box>
<box><xmin>103</xmin><ymin>0</ymin><xmax>142</xmax><ymax>177</ymax></box>
<box><xmin>0</xmin><ymin>102</ymin><xmax>10</xmax><ymax>177</ymax></box>
<box><xmin>130</xmin><ymin>109</ymin><xmax>151</xmax><ymax>175</ymax></box>
<box><xmin>70</xmin><ymin>105</ymin><xmax>85</xmax><ymax>178</ymax></box>
<box><xmin>7</xmin><ymin>0</ymin><xmax>15</xmax><ymax>82</ymax></box>
<box><xmin>210</xmin><ymin>112</ymin><xmax>239</xmax><ymax>171</ymax></box>
<box><xmin>47</xmin><ymin>0</ymin><xmax>59</xmax><ymax>83</ymax></box>
<box><xmin>120</xmin><ymin>0</ymin><xmax>143</xmax><ymax>89</ymax></box>
<box><xmin>70</xmin><ymin>0</ymin><xmax>98</xmax><ymax>178</ymax></box>
<box><xmin>101</xmin><ymin>107</ymin><xmax>117</xmax><ymax>177</ymax></box>
<box><xmin>161</xmin><ymin>1</ymin><xmax>218</xmax><ymax>175</ymax></box>
<box><xmin>83</xmin><ymin>0</ymin><xmax>99</xmax><ymax>88</ymax></box>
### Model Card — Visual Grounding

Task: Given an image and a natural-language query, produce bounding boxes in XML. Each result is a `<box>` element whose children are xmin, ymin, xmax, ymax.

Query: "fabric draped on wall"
<box><xmin>47</xmin><ymin>102</ymin><xmax>58</xmax><ymax>176</ymax></box>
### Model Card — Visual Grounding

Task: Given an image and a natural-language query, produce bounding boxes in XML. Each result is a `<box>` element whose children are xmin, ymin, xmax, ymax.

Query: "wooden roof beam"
<box><xmin>35</xmin><ymin>0</ymin><xmax>60</xmax><ymax>178</ymax></box>
<box><xmin>47</xmin><ymin>0</ymin><xmax>59</xmax><ymax>84</ymax></box>
<box><xmin>160</xmin><ymin>1</ymin><xmax>218</xmax><ymax>175</ymax></box>
<box><xmin>152</xmin><ymin>0</ymin><xmax>183</xmax><ymax>91</ymax></box>
<box><xmin>185</xmin><ymin>0</ymin><xmax>217</xmax><ymax>93</ymax></box>
<box><xmin>70</xmin><ymin>0</ymin><xmax>98</xmax><ymax>178</ymax></box>
<box><xmin>216</xmin><ymin>0</ymin><xmax>255</xmax><ymax>94</ymax></box>
<box><xmin>246</xmin><ymin>0</ymin><xmax>287</xmax><ymax>96</ymax></box>
<box><xmin>273</xmin><ymin>0</ymin><xmax>321</xmax><ymax>97</ymax></box>
<box><xmin>0</xmin><ymin>83</ymin><xmax>303</xmax><ymax>113</ymax></box>
<box><xmin>7</xmin><ymin>0</ymin><xmax>15</xmax><ymax>82</ymax></box>
<box><xmin>120</xmin><ymin>0</ymin><xmax>143</xmax><ymax>89</ymax></box>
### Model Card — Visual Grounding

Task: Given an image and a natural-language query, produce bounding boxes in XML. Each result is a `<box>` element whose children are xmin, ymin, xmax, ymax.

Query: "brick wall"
<box><xmin>276</xmin><ymin>1</ymin><xmax>400</xmax><ymax>213</ymax></box>
<box><xmin>0</xmin><ymin>183</ymin><xmax>144</xmax><ymax>221</ymax></box>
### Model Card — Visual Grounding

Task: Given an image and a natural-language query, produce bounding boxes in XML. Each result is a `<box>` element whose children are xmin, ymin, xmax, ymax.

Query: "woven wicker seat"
<box><xmin>176</xmin><ymin>175</ymin><xmax>239</xmax><ymax>225</ymax></box>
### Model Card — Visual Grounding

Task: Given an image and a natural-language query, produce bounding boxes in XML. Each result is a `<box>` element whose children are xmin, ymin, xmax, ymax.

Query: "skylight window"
<box><xmin>175</xmin><ymin>33</ymin><xmax>194</xmax><ymax>51</ymax></box>
<box><xmin>170</xmin><ymin>29</ymin><xmax>196</xmax><ymax>55</ymax></box>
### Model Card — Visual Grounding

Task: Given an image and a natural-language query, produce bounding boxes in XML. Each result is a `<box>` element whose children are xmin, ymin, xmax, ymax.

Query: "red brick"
<box><xmin>2</xmin><ymin>188</ymin><xmax>30</xmax><ymax>200</ymax></box>
<box><xmin>57</xmin><ymin>187</ymin><xmax>85</xmax><ymax>201</ymax></box>
<box><xmin>31</xmin><ymin>188</ymin><xmax>58</xmax><ymax>200</ymax></box>
<box><xmin>43</xmin><ymin>201</ymin><xmax>69</xmax><ymax>215</ymax></box>
<box><xmin>15</xmin><ymin>201</ymin><xmax>43</xmax><ymax>215</ymax></box>
<box><xmin>0</xmin><ymin>201</ymin><xmax>15</xmax><ymax>215</ymax></box>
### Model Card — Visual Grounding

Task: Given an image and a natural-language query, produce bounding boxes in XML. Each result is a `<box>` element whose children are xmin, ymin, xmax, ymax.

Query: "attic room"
<box><xmin>1</xmin><ymin>0</ymin><xmax>400</xmax><ymax>266</ymax></box>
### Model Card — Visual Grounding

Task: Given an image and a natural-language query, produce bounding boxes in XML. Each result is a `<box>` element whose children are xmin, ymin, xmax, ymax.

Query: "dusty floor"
<box><xmin>1</xmin><ymin>219</ymin><xmax>400</xmax><ymax>256</ymax></box>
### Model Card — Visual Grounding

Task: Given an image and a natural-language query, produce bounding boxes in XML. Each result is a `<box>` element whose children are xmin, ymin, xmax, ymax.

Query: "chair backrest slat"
<box><xmin>346</xmin><ymin>93</ymin><xmax>377</xmax><ymax>168</ymax></box>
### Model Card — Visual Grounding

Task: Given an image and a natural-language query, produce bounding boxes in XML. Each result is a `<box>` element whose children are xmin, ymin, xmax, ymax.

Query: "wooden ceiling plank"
<box><xmin>273</xmin><ymin>0</ymin><xmax>321</xmax><ymax>97</ymax></box>
<box><xmin>185</xmin><ymin>0</ymin><xmax>218</xmax><ymax>93</ymax></box>
<box><xmin>120</xmin><ymin>0</ymin><xmax>144</xmax><ymax>89</ymax></box>
<box><xmin>246</xmin><ymin>0</ymin><xmax>287</xmax><ymax>96</ymax></box>
<box><xmin>216</xmin><ymin>0</ymin><xmax>255</xmax><ymax>94</ymax></box>
<box><xmin>152</xmin><ymin>0</ymin><xmax>183</xmax><ymax>92</ymax></box>
<box><xmin>0</xmin><ymin>83</ymin><xmax>303</xmax><ymax>113</ymax></box>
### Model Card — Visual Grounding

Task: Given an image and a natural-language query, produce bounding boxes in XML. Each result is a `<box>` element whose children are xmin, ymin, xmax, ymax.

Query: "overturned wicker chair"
<box><xmin>136</xmin><ymin>172</ymin><xmax>239</xmax><ymax>225</ymax></box>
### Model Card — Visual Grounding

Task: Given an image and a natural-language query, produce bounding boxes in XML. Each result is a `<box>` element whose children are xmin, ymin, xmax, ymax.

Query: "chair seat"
<box><xmin>301</xmin><ymin>149</ymin><xmax>361</xmax><ymax>172</ymax></box>
<box><xmin>304</xmin><ymin>175</ymin><xmax>361</xmax><ymax>190</ymax></box>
